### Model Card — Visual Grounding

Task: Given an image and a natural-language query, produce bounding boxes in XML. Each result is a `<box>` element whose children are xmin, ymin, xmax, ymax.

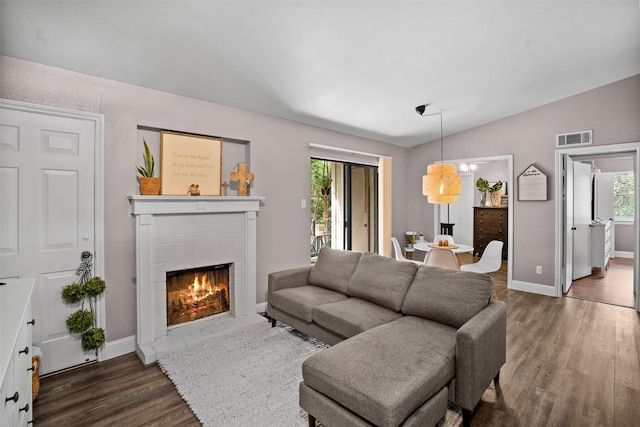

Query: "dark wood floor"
<box><xmin>33</xmin><ymin>353</ymin><xmax>200</xmax><ymax>426</ymax></box>
<box><xmin>34</xmin><ymin>261</ymin><xmax>640</xmax><ymax>426</ymax></box>
<box><xmin>566</xmin><ymin>257</ymin><xmax>636</xmax><ymax>308</ymax></box>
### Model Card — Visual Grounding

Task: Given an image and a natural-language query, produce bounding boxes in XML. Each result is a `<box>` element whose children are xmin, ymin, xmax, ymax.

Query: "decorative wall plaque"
<box><xmin>160</xmin><ymin>131</ymin><xmax>222</xmax><ymax>196</ymax></box>
<box><xmin>518</xmin><ymin>164</ymin><xmax>547</xmax><ymax>201</ymax></box>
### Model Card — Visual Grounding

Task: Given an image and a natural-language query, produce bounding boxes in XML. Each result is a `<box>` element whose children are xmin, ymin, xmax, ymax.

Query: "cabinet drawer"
<box><xmin>474</xmin><ymin>209</ymin><xmax>506</xmax><ymax>220</ymax></box>
<box><xmin>475</xmin><ymin>234</ymin><xmax>505</xmax><ymax>243</ymax></box>
<box><xmin>1</xmin><ymin>357</ymin><xmax>16</xmax><ymax>427</ymax></box>
<box><xmin>475</xmin><ymin>226</ymin><xmax>506</xmax><ymax>236</ymax></box>
<box><xmin>475</xmin><ymin>217</ymin><xmax>507</xmax><ymax>227</ymax></box>
<box><xmin>14</xmin><ymin>310</ymin><xmax>32</xmax><ymax>383</ymax></box>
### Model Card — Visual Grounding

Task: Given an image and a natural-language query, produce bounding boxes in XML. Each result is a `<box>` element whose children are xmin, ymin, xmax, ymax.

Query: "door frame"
<box><xmin>432</xmin><ymin>154</ymin><xmax>514</xmax><ymax>289</ymax></box>
<box><xmin>555</xmin><ymin>142</ymin><xmax>639</xmax><ymax>312</ymax></box>
<box><xmin>1</xmin><ymin>98</ymin><xmax>106</xmax><ymax>357</ymax></box>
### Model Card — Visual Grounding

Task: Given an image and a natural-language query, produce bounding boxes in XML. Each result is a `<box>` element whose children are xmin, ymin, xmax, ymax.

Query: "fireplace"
<box><xmin>166</xmin><ymin>264</ymin><xmax>231</xmax><ymax>326</ymax></box>
<box><xmin>129</xmin><ymin>195</ymin><xmax>265</xmax><ymax>365</ymax></box>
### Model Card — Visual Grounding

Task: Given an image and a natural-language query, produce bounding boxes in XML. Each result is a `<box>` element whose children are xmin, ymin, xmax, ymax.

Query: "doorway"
<box><xmin>310</xmin><ymin>159</ymin><xmax>378</xmax><ymax>260</ymax></box>
<box><xmin>556</xmin><ymin>143</ymin><xmax>639</xmax><ymax>312</ymax></box>
<box><xmin>561</xmin><ymin>151</ymin><xmax>637</xmax><ymax>308</ymax></box>
<box><xmin>432</xmin><ymin>155</ymin><xmax>514</xmax><ymax>288</ymax></box>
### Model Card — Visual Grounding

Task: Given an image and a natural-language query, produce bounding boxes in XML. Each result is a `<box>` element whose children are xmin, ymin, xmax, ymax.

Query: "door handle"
<box><xmin>571</xmin><ymin>227</ymin><xmax>577</xmax><ymax>230</ymax></box>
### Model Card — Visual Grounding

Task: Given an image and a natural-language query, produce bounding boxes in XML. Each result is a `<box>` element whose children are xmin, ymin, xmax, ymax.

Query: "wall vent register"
<box><xmin>556</xmin><ymin>130</ymin><xmax>592</xmax><ymax>147</ymax></box>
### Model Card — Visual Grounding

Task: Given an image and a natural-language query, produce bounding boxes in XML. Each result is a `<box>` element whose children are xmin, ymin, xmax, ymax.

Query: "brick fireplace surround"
<box><xmin>129</xmin><ymin>196</ymin><xmax>265</xmax><ymax>364</ymax></box>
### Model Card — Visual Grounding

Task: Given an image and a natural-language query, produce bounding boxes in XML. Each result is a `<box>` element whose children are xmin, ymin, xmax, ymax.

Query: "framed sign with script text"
<box><xmin>160</xmin><ymin>131</ymin><xmax>222</xmax><ymax>195</ymax></box>
<box><xmin>517</xmin><ymin>164</ymin><xmax>547</xmax><ymax>201</ymax></box>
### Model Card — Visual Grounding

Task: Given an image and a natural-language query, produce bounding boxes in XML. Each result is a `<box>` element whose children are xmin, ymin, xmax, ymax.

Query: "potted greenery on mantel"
<box><xmin>136</xmin><ymin>139</ymin><xmax>161</xmax><ymax>195</ymax></box>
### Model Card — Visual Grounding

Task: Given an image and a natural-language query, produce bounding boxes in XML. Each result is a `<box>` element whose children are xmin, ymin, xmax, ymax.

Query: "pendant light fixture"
<box><xmin>417</xmin><ymin>104</ymin><xmax>462</xmax><ymax>204</ymax></box>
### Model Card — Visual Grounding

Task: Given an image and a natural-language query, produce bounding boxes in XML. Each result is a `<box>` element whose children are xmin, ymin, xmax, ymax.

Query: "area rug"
<box><xmin>159</xmin><ymin>320</ymin><xmax>463</xmax><ymax>426</ymax></box>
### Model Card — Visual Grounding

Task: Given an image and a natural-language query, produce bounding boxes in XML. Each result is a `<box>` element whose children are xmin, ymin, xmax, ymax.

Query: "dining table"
<box><xmin>413</xmin><ymin>241</ymin><xmax>474</xmax><ymax>254</ymax></box>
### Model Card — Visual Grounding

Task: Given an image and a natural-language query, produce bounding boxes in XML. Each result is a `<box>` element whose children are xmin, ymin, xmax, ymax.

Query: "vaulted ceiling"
<box><xmin>2</xmin><ymin>1</ymin><xmax>639</xmax><ymax>147</ymax></box>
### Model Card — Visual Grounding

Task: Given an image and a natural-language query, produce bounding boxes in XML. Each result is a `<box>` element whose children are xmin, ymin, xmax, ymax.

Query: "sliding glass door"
<box><xmin>311</xmin><ymin>159</ymin><xmax>378</xmax><ymax>260</ymax></box>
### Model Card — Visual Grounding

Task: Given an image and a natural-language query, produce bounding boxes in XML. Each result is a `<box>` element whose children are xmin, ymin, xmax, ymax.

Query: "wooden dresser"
<box><xmin>473</xmin><ymin>207</ymin><xmax>508</xmax><ymax>259</ymax></box>
<box><xmin>1</xmin><ymin>278</ymin><xmax>35</xmax><ymax>427</ymax></box>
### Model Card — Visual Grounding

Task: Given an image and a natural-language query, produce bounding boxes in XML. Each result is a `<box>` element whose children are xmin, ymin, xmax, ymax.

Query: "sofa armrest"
<box><xmin>454</xmin><ymin>301</ymin><xmax>507</xmax><ymax>411</ymax></box>
<box><xmin>267</xmin><ymin>266</ymin><xmax>313</xmax><ymax>316</ymax></box>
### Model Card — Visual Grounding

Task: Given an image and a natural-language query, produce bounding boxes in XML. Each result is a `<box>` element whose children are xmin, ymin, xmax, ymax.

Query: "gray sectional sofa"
<box><xmin>267</xmin><ymin>247</ymin><xmax>506</xmax><ymax>427</ymax></box>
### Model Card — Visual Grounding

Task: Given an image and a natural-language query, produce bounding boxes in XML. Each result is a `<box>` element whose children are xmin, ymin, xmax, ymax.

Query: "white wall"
<box><xmin>1</xmin><ymin>56</ymin><xmax>411</xmax><ymax>341</ymax></box>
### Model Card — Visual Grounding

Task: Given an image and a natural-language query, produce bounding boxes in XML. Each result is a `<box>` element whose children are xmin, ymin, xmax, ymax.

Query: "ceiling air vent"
<box><xmin>556</xmin><ymin>130</ymin><xmax>592</xmax><ymax>147</ymax></box>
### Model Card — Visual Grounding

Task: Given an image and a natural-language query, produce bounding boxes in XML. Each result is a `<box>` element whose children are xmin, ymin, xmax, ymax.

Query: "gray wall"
<box><xmin>1</xmin><ymin>56</ymin><xmax>410</xmax><ymax>341</ymax></box>
<box><xmin>407</xmin><ymin>74</ymin><xmax>640</xmax><ymax>287</ymax></box>
<box><xmin>3</xmin><ymin>55</ymin><xmax>639</xmax><ymax>341</ymax></box>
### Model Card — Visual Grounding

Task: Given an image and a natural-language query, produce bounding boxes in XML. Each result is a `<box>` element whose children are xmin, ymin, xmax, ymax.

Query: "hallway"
<box><xmin>566</xmin><ymin>257</ymin><xmax>636</xmax><ymax>308</ymax></box>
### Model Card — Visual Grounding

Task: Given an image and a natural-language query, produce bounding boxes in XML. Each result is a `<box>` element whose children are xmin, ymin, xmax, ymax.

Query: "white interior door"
<box><xmin>564</xmin><ymin>156</ymin><xmax>574</xmax><ymax>292</ymax></box>
<box><xmin>572</xmin><ymin>161</ymin><xmax>593</xmax><ymax>281</ymax></box>
<box><xmin>0</xmin><ymin>103</ymin><xmax>98</xmax><ymax>374</ymax></box>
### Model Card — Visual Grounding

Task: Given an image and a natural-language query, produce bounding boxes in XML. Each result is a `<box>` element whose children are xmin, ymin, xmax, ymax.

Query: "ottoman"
<box><xmin>300</xmin><ymin>316</ymin><xmax>456</xmax><ymax>426</ymax></box>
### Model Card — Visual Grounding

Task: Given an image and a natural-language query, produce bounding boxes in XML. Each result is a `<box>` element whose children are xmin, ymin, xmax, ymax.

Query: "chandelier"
<box><xmin>416</xmin><ymin>105</ymin><xmax>462</xmax><ymax>204</ymax></box>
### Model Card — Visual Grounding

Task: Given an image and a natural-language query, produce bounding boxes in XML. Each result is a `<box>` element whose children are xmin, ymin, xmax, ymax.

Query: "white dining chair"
<box><xmin>461</xmin><ymin>240</ymin><xmax>504</xmax><ymax>273</ymax></box>
<box><xmin>424</xmin><ymin>247</ymin><xmax>460</xmax><ymax>270</ymax></box>
<box><xmin>391</xmin><ymin>237</ymin><xmax>423</xmax><ymax>266</ymax></box>
<box><xmin>433</xmin><ymin>234</ymin><xmax>455</xmax><ymax>245</ymax></box>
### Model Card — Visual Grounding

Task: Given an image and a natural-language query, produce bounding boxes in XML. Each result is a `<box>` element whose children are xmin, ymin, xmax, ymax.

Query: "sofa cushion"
<box><xmin>401</xmin><ymin>267</ymin><xmax>494</xmax><ymax>328</ymax></box>
<box><xmin>347</xmin><ymin>252</ymin><xmax>418</xmax><ymax>312</ymax></box>
<box><xmin>270</xmin><ymin>285</ymin><xmax>348</xmax><ymax>322</ymax></box>
<box><xmin>308</xmin><ymin>248</ymin><xmax>363</xmax><ymax>294</ymax></box>
<box><xmin>302</xmin><ymin>316</ymin><xmax>456</xmax><ymax>427</ymax></box>
<box><xmin>312</xmin><ymin>298</ymin><xmax>403</xmax><ymax>338</ymax></box>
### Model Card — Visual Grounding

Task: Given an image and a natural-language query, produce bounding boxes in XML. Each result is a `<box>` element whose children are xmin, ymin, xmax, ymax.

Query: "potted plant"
<box><xmin>319</xmin><ymin>162</ymin><xmax>331</xmax><ymax>221</ymax></box>
<box><xmin>136</xmin><ymin>139</ymin><xmax>161</xmax><ymax>195</ymax></box>
<box><xmin>476</xmin><ymin>178</ymin><xmax>502</xmax><ymax>207</ymax></box>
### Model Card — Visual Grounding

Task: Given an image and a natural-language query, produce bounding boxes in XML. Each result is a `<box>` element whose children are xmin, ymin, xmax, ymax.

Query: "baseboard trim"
<box><xmin>100</xmin><ymin>335</ymin><xmax>136</xmax><ymax>361</ymax></box>
<box><xmin>510</xmin><ymin>280</ymin><xmax>558</xmax><ymax>297</ymax></box>
<box><xmin>613</xmin><ymin>251</ymin><xmax>634</xmax><ymax>259</ymax></box>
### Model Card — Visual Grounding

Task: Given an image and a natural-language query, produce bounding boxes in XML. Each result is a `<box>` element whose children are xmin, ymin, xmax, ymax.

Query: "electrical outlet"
<box><xmin>301</xmin><ymin>198</ymin><xmax>306</xmax><ymax>208</ymax></box>
<box><xmin>536</xmin><ymin>266</ymin><xmax>543</xmax><ymax>275</ymax></box>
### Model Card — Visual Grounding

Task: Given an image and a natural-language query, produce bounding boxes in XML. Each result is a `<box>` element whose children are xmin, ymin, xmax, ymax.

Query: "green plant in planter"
<box><xmin>476</xmin><ymin>178</ymin><xmax>503</xmax><ymax>206</ymax></box>
<box><xmin>66</xmin><ymin>309</ymin><xmax>94</xmax><ymax>333</ymax></box>
<box><xmin>81</xmin><ymin>327</ymin><xmax>106</xmax><ymax>351</ymax></box>
<box><xmin>476</xmin><ymin>178</ymin><xmax>502</xmax><ymax>194</ymax></box>
<box><xmin>136</xmin><ymin>139</ymin><xmax>155</xmax><ymax>177</ymax></box>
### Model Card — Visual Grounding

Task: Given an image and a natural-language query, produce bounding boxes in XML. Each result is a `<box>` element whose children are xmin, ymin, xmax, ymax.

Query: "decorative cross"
<box><xmin>220</xmin><ymin>181</ymin><xmax>230</xmax><ymax>196</ymax></box>
<box><xmin>230</xmin><ymin>162</ymin><xmax>254</xmax><ymax>196</ymax></box>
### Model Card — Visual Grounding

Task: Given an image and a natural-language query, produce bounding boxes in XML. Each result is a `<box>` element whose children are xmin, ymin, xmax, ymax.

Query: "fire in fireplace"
<box><xmin>166</xmin><ymin>263</ymin><xmax>230</xmax><ymax>326</ymax></box>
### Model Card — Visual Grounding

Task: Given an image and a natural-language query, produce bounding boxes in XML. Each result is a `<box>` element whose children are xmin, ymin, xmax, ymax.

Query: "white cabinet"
<box><xmin>591</xmin><ymin>220</ymin><xmax>612</xmax><ymax>278</ymax></box>
<box><xmin>593</xmin><ymin>173</ymin><xmax>615</xmax><ymax>257</ymax></box>
<box><xmin>1</xmin><ymin>278</ymin><xmax>35</xmax><ymax>426</ymax></box>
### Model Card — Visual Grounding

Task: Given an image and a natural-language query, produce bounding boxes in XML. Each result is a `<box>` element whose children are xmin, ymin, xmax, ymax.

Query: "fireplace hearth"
<box><xmin>167</xmin><ymin>264</ymin><xmax>231</xmax><ymax>326</ymax></box>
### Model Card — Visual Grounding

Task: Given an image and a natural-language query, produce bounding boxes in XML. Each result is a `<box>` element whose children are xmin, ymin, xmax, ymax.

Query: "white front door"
<box><xmin>571</xmin><ymin>160</ymin><xmax>593</xmax><ymax>281</ymax></box>
<box><xmin>0</xmin><ymin>101</ymin><xmax>101</xmax><ymax>374</ymax></box>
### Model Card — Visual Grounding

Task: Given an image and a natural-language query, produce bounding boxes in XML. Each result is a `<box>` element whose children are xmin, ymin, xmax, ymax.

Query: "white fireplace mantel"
<box><xmin>129</xmin><ymin>195</ymin><xmax>265</xmax><ymax>215</ymax></box>
<box><xmin>129</xmin><ymin>195</ymin><xmax>265</xmax><ymax>364</ymax></box>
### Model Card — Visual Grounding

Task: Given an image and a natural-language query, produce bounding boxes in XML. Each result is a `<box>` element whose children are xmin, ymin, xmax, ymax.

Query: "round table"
<box><xmin>413</xmin><ymin>242</ymin><xmax>474</xmax><ymax>254</ymax></box>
